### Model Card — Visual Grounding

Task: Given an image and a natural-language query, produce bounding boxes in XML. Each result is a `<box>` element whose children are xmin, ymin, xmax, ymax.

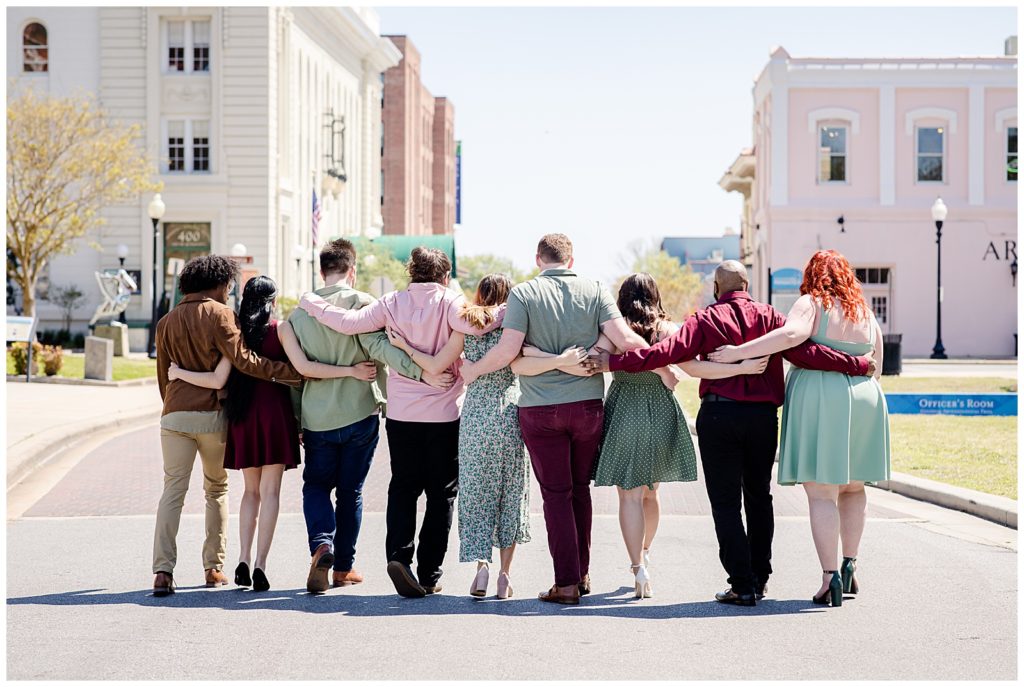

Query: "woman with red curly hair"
<box><xmin>709</xmin><ymin>249</ymin><xmax>889</xmax><ymax>608</ymax></box>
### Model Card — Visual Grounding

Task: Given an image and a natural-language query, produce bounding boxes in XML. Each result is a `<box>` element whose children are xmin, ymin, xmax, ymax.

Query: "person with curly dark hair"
<box><xmin>151</xmin><ymin>255</ymin><xmax>301</xmax><ymax>598</ymax></box>
<box><xmin>297</xmin><ymin>245</ymin><xmax>501</xmax><ymax>599</ymax></box>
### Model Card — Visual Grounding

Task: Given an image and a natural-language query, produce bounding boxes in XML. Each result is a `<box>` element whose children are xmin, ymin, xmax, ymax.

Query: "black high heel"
<box><xmin>253</xmin><ymin>568</ymin><xmax>270</xmax><ymax>592</ymax></box>
<box><xmin>811</xmin><ymin>570</ymin><xmax>843</xmax><ymax>607</ymax></box>
<box><xmin>841</xmin><ymin>557</ymin><xmax>859</xmax><ymax>594</ymax></box>
<box><xmin>234</xmin><ymin>562</ymin><xmax>252</xmax><ymax>587</ymax></box>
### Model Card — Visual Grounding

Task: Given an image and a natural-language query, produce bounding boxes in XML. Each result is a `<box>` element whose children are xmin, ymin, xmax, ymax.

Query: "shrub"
<box><xmin>72</xmin><ymin>333</ymin><xmax>85</xmax><ymax>349</ymax></box>
<box><xmin>9</xmin><ymin>341</ymin><xmax>43</xmax><ymax>376</ymax></box>
<box><xmin>277</xmin><ymin>296</ymin><xmax>299</xmax><ymax>321</ymax></box>
<box><xmin>41</xmin><ymin>345</ymin><xmax>64</xmax><ymax>376</ymax></box>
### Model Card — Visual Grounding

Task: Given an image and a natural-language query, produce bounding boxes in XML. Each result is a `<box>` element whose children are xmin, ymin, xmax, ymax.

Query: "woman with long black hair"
<box><xmin>169</xmin><ymin>275</ymin><xmax>376</xmax><ymax>591</ymax></box>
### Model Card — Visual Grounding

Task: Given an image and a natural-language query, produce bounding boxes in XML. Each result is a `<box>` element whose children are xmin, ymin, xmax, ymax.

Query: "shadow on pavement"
<box><xmin>7</xmin><ymin>585</ymin><xmax>824</xmax><ymax>619</ymax></box>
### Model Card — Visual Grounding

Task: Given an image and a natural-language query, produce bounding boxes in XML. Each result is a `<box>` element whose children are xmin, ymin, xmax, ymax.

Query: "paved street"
<box><xmin>900</xmin><ymin>359</ymin><xmax>1017</xmax><ymax>379</ymax></box>
<box><xmin>6</xmin><ymin>418</ymin><xmax>1017</xmax><ymax>680</ymax></box>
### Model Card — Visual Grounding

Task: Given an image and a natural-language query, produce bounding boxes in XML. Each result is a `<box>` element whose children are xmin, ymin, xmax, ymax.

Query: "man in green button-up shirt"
<box><xmin>287</xmin><ymin>239</ymin><xmax>454</xmax><ymax>593</ymax></box>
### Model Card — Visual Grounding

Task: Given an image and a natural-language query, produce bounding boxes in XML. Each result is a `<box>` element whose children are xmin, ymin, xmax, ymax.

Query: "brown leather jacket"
<box><xmin>156</xmin><ymin>293</ymin><xmax>301</xmax><ymax>416</ymax></box>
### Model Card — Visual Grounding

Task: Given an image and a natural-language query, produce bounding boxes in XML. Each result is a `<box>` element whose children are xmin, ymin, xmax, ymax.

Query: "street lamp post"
<box><xmin>930</xmin><ymin>197</ymin><xmax>948</xmax><ymax>360</ymax></box>
<box><xmin>292</xmin><ymin>243</ymin><xmax>306</xmax><ymax>297</ymax></box>
<box><xmin>116</xmin><ymin>244</ymin><xmax>129</xmax><ymax>324</ymax></box>
<box><xmin>230</xmin><ymin>243</ymin><xmax>247</xmax><ymax>311</ymax></box>
<box><xmin>146</xmin><ymin>194</ymin><xmax>166</xmax><ymax>359</ymax></box>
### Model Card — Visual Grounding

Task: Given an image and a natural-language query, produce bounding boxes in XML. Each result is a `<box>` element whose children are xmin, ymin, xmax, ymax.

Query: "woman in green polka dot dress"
<box><xmin>593</xmin><ymin>273</ymin><xmax>769</xmax><ymax>599</ymax></box>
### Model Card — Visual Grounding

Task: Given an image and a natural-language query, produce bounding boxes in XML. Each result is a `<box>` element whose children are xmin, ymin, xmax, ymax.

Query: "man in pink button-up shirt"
<box><xmin>299</xmin><ymin>247</ymin><xmax>502</xmax><ymax>599</ymax></box>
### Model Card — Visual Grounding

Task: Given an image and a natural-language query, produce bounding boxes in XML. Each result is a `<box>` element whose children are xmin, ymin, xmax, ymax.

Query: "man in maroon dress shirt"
<box><xmin>589</xmin><ymin>261</ymin><xmax>875</xmax><ymax>606</ymax></box>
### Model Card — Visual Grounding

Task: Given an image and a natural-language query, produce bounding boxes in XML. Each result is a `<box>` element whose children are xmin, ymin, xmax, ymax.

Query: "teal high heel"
<box><xmin>841</xmin><ymin>557</ymin><xmax>859</xmax><ymax>594</ymax></box>
<box><xmin>812</xmin><ymin>570</ymin><xmax>843</xmax><ymax>607</ymax></box>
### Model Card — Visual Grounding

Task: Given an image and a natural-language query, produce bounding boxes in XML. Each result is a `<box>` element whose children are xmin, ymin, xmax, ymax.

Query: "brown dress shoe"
<box><xmin>422</xmin><ymin>584</ymin><xmax>443</xmax><ymax>595</ymax></box>
<box><xmin>307</xmin><ymin>544</ymin><xmax>335</xmax><ymax>594</ymax></box>
<box><xmin>332</xmin><ymin>569</ymin><xmax>364</xmax><ymax>587</ymax></box>
<box><xmin>204</xmin><ymin>569</ymin><xmax>228</xmax><ymax>587</ymax></box>
<box><xmin>153</xmin><ymin>571</ymin><xmax>175</xmax><ymax>597</ymax></box>
<box><xmin>578</xmin><ymin>574</ymin><xmax>592</xmax><ymax>596</ymax></box>
<box><xmin>538</xmin><ymin>584</ymin><xmax>580</xmax><ymax>605</ymax></box>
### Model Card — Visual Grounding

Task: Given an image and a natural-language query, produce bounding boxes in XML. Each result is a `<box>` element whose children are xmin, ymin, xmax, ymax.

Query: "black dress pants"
<box><xmin>695</xmin><ymin>400</ymin><xmax>779</xmax><ymax>595</ymax></box>
<box><xmin>384</xmin><ymin>417</ymin><xmax>460</xmax><ymax>587</ymax></box>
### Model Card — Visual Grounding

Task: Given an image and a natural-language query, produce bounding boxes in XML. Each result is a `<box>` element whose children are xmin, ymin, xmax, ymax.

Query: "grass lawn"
<box><xmin>674</xmin><ymin>374</ymin><xmax>1017</xmax><ymax>499</ymax></box>
<box><xmin>7</xmin><ymin>350</ymin><xmax>157</xmax><ymax>382</ymax></box>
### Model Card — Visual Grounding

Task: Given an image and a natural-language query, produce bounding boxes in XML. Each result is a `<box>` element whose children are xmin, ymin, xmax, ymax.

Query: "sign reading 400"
<box><xmin>165</xmin><ymin>222</ymin><xmax>211</xmax><ymax>250</ymax></box>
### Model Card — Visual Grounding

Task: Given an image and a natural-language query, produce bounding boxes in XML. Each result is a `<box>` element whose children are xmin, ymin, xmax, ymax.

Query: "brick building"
<box><xmin>381</xmin><ymin>35</ymin><xmax>456</xmax><ymax>236</ymax></box>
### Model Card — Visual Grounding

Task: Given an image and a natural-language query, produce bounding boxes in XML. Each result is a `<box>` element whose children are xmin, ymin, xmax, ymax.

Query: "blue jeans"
<box><xmin>301</xmin><ymin>414</ymin><xmax>379</xmax><ymax>571</ymax></box>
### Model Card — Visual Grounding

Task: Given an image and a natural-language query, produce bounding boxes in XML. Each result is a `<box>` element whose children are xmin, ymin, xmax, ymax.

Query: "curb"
<box><xmin>684</xmin><ymin>420</ymin><xmax>1016</xmax><ymax>529</ymax></box>
<box><xmin>6</xmin><ymin>375</ymin><xmax>157</xmax><ymax>388</ymax></box>
<box><xmin>875</xmin><ymin>472</ymin><xmax>1017</xmax><ymax>529</ymax></box>
<box><xmin>6</xmin><ymin>407</ymin><xmax>161</xmax><ymax>491</ymax></box>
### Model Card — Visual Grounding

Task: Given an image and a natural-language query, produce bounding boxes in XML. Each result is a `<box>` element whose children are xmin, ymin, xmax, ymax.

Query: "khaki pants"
<box><xmin>152</xmin><ymin>428</ymin><xmax>229</xmax><ymax>574</ymax></box>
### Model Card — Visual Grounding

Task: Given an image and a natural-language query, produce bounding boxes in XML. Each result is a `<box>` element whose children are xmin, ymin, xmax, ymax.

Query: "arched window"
<box><xmin>22</xmin><ymin>22</ymin><xmax>48</xmax><ymax>73</ymax></box>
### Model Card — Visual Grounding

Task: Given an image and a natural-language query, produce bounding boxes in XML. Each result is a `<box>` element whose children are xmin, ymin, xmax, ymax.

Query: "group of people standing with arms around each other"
<box><xmin>152</xmin><ymin>231</ymin><xmax>889</xmax><ymax>610</ymax></box>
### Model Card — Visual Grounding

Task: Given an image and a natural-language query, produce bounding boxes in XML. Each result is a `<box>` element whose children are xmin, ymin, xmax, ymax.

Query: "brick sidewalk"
<box><xmin>23</xmin><ymin>422</ymin><xmax>906</xmax><ymax>520</ymax></box>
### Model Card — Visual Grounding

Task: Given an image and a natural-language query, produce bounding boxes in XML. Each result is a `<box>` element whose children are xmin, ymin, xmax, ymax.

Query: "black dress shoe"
<box><xmin>234</xmin><ymin>562</ymin><xmax>252</xmax><ymax>587</ymax></box>
<box><xmin>715</xmin><ymin>588</ymin><xmax>756</xmax><ymax>606</ymax></box>
<box><xmin>252</xmin><ymin>568</ymin><xmax>270</xmax><ymax>592</ymax></box>
<box><xmin>386</xmin><ymin>561</ymin><xmax>426</xmax><ymax>598</ymax></box>
<box><xmin>755</xmin><ymin>582</ymin><xmax>768</xmax><ymax>600</ymax></box>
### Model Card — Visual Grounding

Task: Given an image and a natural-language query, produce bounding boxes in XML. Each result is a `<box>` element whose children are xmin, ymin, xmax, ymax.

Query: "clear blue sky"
<box><xmin>377</xmin><ymin>6</ymin><xmax>1017</xmax><ymax>282</ymax></box>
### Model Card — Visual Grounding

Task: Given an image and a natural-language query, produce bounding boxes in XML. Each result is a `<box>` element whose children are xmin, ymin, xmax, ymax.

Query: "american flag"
<box><xmin>311</xmin><ymin>189</ymin><xmax>321</xmax><ymax>247</ymax></box>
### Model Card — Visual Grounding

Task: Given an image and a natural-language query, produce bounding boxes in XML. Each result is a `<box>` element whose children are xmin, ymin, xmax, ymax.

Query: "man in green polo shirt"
<box><xmin>288</xmin><ymin>238</ymin><xmax>453</xmax><ymax>593</ymax></box>
<box><xmin>461</xmin><ymin>233</ymin><xmax>648</xmax><ymax>605</ymax></box>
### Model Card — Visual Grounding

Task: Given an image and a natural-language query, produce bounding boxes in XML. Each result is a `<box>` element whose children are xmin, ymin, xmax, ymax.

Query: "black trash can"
<box><xmin>882</xmin><ymin>333</ymin><xmax>902</xmax><ymax>376</ymax></box>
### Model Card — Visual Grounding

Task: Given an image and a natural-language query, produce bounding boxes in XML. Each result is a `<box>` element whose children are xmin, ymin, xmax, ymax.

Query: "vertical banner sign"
<box><xmin>455</xmin><ymin>140</ymin><xmax>462</xmax><ymax>225</ymax></box>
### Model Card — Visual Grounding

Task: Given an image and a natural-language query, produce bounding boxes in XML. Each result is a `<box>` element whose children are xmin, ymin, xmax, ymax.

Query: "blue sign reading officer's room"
<box><xmin>885</xmin><ymin>393</ymin><xmax>1017</xmax><ymax>416</ymax></box>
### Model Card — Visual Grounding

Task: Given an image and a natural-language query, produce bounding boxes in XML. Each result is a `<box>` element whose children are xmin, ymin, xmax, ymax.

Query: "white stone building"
<box><xmin>7</xmin><ymin>7</ymin><xmax>400</xmax><ymax>347</ymax></box>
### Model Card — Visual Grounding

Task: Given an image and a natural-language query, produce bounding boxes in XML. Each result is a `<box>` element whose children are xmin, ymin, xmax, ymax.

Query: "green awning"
<box><xmin>370</xmin><ymin>235</ymin><xmax>457</xmax><ymax>277</ymax></box>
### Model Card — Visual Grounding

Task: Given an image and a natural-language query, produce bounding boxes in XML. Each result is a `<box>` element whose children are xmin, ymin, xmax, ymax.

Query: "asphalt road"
<box><xmin>5</xmin><ymin>422</ymin><xmax>1018</xmax><ymax>680</ymax></box>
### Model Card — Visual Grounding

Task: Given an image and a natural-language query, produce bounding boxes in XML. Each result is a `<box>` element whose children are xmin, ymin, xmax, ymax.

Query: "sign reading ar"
<box><xmin>983</xmin><ymin>239</ymin><xmax>1017</xmax><ymax>261</ymax></box>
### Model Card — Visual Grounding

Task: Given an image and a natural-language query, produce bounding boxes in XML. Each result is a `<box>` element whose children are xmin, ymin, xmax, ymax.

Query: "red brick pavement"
<box><xmin>22</xmin><ymin>423</ymin><xmax>906</xmax><ymax>520</ymax></box>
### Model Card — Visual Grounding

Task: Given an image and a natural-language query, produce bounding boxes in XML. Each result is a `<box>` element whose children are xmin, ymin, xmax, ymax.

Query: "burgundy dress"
<box><xmin>224</xmin><ymin>320</ymin><xmax>301</xmax><ymax>470</ymax></box>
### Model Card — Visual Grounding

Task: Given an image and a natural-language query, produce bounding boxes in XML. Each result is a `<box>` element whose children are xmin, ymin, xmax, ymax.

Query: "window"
<box><xmin>916</xmin><ymin>126</ymin><xmax>944</xmax><ymax>182</ymax></box>
<box><xmin>871</xmin><ymin>296</ymin><xmax>888</xmax><ymax>325</ymax></box>
<box><xmin>192</xmin><ymin>21</ymin><xmax>210</xmax><ymax>72</ymax></box>
<box><xmin>192</xmin><ymin>120</ymin><xmax>209</xmax><ymax>172</ymax></box>
<box><xmin>855</xmin><ymin>268</ymin><xmax>890</xmax><ymax>285</ymax></box>
<box><xmin>167</xmin><ymin>21</ymin><xmax>185</xmax><ymax>72</ymax></box>
<box><xmin>22</xmin><ymin>22</ymin><xmax>48</xmax><ymax>73</ymax></box>
<box><xmin>818</xmin><ymin>125</ymin><xmax>846</xmax><ymax>182</ymax></box>
<box><xmin>1008</xmin><ymin>126</ymin><xmax>1017</xmax><ymax>182</ymax></box>
<box><xmin>164</xmin><ymin>119</ymin><xmax>210</xmax><ymax>174</ymax></box>
<box><xmin>165</xmin><ymin>19</ymin><xmax>211</xmax><ymax>73</ymax></box>
<box><xmin>167</xmin><ymin>121</ymin><xmax>185</xmax><ymax>171</ymax></box>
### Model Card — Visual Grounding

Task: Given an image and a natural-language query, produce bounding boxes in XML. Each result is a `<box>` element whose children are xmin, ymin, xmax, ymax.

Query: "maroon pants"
<box><xmin>518</xmin><ymin>399</ymin><xmax>605</xmax><ymax>587</ymax></box>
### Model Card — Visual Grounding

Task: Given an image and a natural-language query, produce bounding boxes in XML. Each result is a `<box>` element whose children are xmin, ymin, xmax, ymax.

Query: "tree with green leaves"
<box><xmin>616</xmin><ymin>246</ymin><xmax>704</xmax><ymax>323</ymax></box>
<box><xmin>7</xmin><ymin>87</ymin><xmax>160</xmax><ymax>316</ymax></box>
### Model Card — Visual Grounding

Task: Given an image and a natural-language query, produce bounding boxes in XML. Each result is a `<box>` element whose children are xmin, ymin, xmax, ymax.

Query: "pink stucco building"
<box><xmin>721</xmin><ymin>41</ymin><xmax>1018</xmax><ymax>357</ymax></box>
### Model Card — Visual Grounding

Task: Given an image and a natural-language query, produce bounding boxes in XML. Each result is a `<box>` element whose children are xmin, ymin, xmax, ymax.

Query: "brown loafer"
<box><xmin>578</xmin><ymin>574</ymin><xmax>592</xmax><ymax>596</ymax></box>
<box><xmin>422</xmin><ymin>584</ymin><xmax>443</xmax><ymax>595</ymax></box>
<box><xmin>204</xmin><ymin>568</ymin><xmax>228</xmax><ymax>587</ymax></box>
<box><xmin>332</xmin><ymin>569</ymin><xmax>364</xmax><ymax>587</ymax></box>
<box><xmin>153</xmin><ymin>571</ymin><xmax>175</xmax><ymax>597</ymax></box>
<box><xmin>307</xmin><ymin>544</ymin><xmax>335</xmax><ymax>594</ymax></box>
<box><xmin>538</xmin><ymin>584</ymin><xmax>580</xmax><ymax>605</ymax></box>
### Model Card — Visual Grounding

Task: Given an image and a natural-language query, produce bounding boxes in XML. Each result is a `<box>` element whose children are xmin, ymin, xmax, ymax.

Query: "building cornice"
<box><xmin>291</xmin><ymin>7</ymin><xmax>400</xmax><ymax>73</ymax></box>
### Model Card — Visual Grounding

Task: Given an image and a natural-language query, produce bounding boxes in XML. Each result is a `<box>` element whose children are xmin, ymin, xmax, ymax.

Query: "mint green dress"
<box><xmin>778</xmin><ymin>305</ymin><xmax>891</xmax><ymax>485</ymax></box>
<box><xmin>594</xmin><ymin>370</ymin><xmax>698</xmax><ymax>490</ymax></box>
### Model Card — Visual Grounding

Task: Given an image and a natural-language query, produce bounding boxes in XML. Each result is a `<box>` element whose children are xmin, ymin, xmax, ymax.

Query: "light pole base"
<box><xmin>930</xmin><ymin>342</ymin><xmax>947</xmax><ymax>360</ymax></box>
